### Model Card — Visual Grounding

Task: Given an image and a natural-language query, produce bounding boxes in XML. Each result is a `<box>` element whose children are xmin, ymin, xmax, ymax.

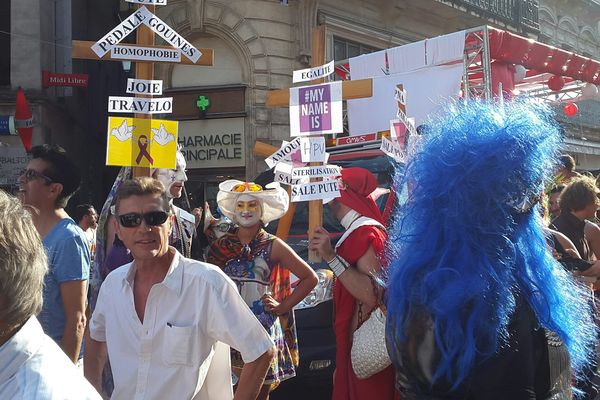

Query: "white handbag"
<box><xmin>350</xmin><ymin>304</ymin><xmax>392</xmax><ymax>379</ymax></box>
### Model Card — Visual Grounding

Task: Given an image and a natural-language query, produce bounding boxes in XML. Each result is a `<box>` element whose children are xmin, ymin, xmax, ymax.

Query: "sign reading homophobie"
<box><xmin>110</xmin><ymin>45</ymin><xmax>182</xmax><ymax>63</ymax></box>
<box><xmin>289</xmin><ymin>81</ymin><xmax>343</xmax><ymax>136</ymax></box>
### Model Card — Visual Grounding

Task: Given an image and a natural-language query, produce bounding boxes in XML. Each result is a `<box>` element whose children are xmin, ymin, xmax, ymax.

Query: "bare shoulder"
<box><xmin>585</xmin><ymin>220</ymin><xmax>600</xmax><ymax>236</ymax></box>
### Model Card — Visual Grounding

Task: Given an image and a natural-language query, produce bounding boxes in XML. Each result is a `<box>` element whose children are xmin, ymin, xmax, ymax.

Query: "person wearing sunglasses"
<box><xmin>85</xmin><ymin>177</ymin><xmax>276</xmax><ymax>400</ymax></box>
<box><xmin>206</xmin><ymin>179</ymin><xmax>318</xmax><ymax>400</ymax></box>
<box><xmin>17</xmin><ymin>144</ymin><xmax>91</xmax><ymax>367</ymax></box>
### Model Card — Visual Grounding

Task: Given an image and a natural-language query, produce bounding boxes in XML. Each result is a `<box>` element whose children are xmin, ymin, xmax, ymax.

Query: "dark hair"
<box><xmin>115</xmin><ymin>177</ymin><xmax>170</xmax><ymax>214</ymax></box>
<box><xmin>74</xmin><ymin>203</ymin><xmax>94</xmax><ymax>223</ymax></box>
<box><xmin>30</xmin><ymin>145</ymin><xmax>80</xmax><ymax>208</ymax></box>
<box><xmin>549</xmin><ymin>185</ymin><xmax>566</xmax><ymax>195</ymax></box>
<box><xmin>559</xmin><ymin>154</ymin><xmax>576</xmax><ymax>172</ymax></box>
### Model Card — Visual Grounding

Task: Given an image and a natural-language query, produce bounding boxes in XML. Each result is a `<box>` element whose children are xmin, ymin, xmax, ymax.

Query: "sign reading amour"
<box><xmin>126</xmin><ymin>78</ymin><xmax>163</xmax><ymax>95</ymax></box>
<box><xmin>265</xmin><ymin>137</ymin><xmax>302</xmax><ymax>169</ymax></box>
<box><xmin>291</xmin><ymin>180</ymin><xmax>341</xmax><ymax>202</ymax></box>
<box><xmin>110</xmin><ymin>45</ymin><xmax>181</xmax><ymax>62</ymax></box>
<box><xmin>108</xmin><ymin>96</ymin><xmax>173</xmax><ymax>114</ymax></box>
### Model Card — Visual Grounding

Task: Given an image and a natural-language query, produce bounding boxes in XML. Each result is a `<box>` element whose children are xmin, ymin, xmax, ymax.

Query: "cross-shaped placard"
<box><xmin>72</xmin><ymin>4</ymin><xmax>214</xmax><ymax>177</ymax></box>
<box><xmin>266</xmin><ymin>26</ymin><xmax>373</xmax><ymax>262</ymax></box>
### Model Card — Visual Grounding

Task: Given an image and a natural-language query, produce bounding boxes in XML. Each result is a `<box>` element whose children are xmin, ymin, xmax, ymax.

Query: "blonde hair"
<box><xmin>0</xmin><ymin>190</ymin><xmax>48</xmax><ymax>327</ymax></box>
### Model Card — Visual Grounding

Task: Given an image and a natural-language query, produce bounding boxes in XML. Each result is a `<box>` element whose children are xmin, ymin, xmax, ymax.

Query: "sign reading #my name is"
<box><xmin>289</xmin><ymin>81</ymin><xmax>343</xmax><ymax>137</ymax></box>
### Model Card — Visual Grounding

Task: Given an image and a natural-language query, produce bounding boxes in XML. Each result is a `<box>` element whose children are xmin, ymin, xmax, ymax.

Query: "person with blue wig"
<box><xmin>386</xmin><ymin>100</ymin><xmax>598</xmax><ymax>399</ymax></box>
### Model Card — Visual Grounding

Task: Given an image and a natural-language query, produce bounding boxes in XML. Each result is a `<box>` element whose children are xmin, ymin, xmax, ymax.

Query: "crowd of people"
<box><xmin>2</xmin><ymin>100</ymin><xmax>600</xmax><ymax>400</ymax></box>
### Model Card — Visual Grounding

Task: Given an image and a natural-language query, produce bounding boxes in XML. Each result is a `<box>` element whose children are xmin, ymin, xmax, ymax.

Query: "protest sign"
<box><xmin>289</xmin><ymin>81</ymin><xmax>342</xmax><ymax>136</ymax></box>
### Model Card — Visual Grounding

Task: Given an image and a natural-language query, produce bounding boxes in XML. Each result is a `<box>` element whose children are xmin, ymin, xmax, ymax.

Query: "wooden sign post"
<box><xmin>72</xmin><ymin>4</ymin><xmax>214</xmax><ymax>177</ymax></box>
<box><xmin>266</xmin><ymin>26</ymin><xmax>373</xmax><ymax>262</ymax></box>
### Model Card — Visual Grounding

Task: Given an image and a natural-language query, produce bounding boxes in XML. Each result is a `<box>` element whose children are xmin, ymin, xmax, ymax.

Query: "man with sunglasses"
<box><xmin>17</xmin><ymin>144</ymin><xmax>90</xmax><ymax>366</ymax></box>
<box><xmin>85</xmin><ymin>177</ymin><xmax>275</xmax><ymax>400</ymax></box>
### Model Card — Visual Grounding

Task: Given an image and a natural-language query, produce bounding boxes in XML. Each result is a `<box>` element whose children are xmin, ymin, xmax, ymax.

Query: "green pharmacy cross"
<box><xmin>196</xmin><ymin>95</ymin><xmax>210</xmax><ymax>112</ymax></box>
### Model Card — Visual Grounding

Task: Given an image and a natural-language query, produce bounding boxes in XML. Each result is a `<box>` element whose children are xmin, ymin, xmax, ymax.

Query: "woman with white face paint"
<box><xmin>151</xmin><ymin>150</ymin><xmax>200</xmax><ymax>258</ymax></box>
<box><xmin>206</xmin><ymin>180</ymin><xmax>318</xmax><ymax>400</ymax></box>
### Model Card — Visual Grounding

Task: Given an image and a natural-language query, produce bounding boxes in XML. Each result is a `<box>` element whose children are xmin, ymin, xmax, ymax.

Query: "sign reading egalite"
<box><xmin>106</xmin><ymin>117</ymin><xmax>178</xmax><ymax>168</ymax></box>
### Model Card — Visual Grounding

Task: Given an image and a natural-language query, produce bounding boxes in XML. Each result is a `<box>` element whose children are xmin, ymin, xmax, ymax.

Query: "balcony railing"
<box><xmin>438</xmin><ymin>0</ymin><xmax>539</xmax><ymax>33</ymax></box>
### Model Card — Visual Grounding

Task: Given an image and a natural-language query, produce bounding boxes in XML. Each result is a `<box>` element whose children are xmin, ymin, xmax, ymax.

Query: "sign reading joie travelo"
<box><xmin>289</xmin><ymin>81</ymin><xmax>343</xmax><ymax>136</ymax></box>
<box><xmin>91</xmin><ymin>6</ymin><xmax>201</xmax><ymax>63</ymax></box>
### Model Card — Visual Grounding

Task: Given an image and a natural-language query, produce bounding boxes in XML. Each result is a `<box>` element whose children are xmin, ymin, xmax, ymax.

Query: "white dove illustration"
<box><xmin>152</xmin><ymin>123</ymin><xmax>175</xmax><ymax>146</ymax></box>
<box><xmin>110</xmin><ymin>120</ymin><xmax>135</xmax><ymax>142</ymax></box>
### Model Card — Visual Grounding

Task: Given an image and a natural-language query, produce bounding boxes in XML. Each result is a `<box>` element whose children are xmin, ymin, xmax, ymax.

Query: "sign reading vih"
<box><xmin>106</xmin><ymin>117</ymin><xmax>178</xmax><ymax>168</ymax></box>
<box><xmin>289</xmin><ymin>81</ymin><xmax>342</xmax><ymax>136</ymax></box>
<box><xmin>299</xmin><ymin>136</ymin><xmax>326</xmax><ymax>163</ymax></box>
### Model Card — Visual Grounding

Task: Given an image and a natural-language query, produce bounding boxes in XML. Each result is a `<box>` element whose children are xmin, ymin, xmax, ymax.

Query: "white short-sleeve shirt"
<box><xmin>89</xmin><ymin>249</ymin><xmax>274</xmax><ymax>400</ymax></box>
<box><xmin>0</xmin><ymin>316</ymin><xmax>101</xmax><ymax>399</ymax></box>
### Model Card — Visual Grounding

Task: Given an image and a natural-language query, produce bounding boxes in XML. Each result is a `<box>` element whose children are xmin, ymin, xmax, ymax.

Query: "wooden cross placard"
<box><xmin>72</xmin><ymin>3</ymin><xmax>214</xmax><ymax>177</ymax></box>
<box><xmin>266</xmin><ymin>26</ymin><xmax>373</xmax><ymax>262</ymax></box>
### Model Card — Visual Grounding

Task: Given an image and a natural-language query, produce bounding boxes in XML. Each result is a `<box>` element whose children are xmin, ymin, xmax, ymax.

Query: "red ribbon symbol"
<box><xmin>135</xmin><ymin>135</ymin><xmax>154</xmax><ymax>165</ymax></box>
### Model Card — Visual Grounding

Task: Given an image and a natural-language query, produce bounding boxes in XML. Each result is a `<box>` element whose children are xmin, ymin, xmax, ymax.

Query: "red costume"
<box><xmin>331</xmin><ymin>168</ymin><xmax>398</xmax><ymax>400</ymax></box>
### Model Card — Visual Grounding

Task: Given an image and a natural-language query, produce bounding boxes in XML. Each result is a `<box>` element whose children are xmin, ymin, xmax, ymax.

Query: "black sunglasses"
<box><xmin>20</xmin><ymin>169</ymin><xmax>54</xmax><ymax>184</ymax></box>
<box><xmin>118</xmin><ymin>211</ymin><xmax>169</xmax><ymax>228</ymax></box>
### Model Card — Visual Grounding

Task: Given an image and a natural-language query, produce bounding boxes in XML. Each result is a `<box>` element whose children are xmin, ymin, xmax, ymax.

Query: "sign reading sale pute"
<box><xmin>289</xmin><ymin>81</ymin><xmax>342</xmax><ymax>136</ymax></box>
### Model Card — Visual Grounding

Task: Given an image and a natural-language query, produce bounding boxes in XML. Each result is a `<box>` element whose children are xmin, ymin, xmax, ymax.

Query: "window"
<box><xmin>333</xmin><ymin>37</ymin><xmax>376</xmax><ymax>62</ymax></box>
<box><xmin>0</xmin><ymin>1</ymin><xmax>9</xmax><ymax>85</ymax></box>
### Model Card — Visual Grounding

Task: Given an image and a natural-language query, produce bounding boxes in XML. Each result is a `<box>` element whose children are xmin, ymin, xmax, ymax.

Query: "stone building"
<box><xmin>1</xmin><ymin>0</ymin><xmax>599</xmax><ymax>207</ymax></box>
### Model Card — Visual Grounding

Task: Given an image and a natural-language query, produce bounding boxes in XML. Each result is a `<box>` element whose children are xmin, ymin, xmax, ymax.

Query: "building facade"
<box><xmin>1</xmin><ymin>0</ymin><xmax>599</xmax><ymax>209</ymax></box>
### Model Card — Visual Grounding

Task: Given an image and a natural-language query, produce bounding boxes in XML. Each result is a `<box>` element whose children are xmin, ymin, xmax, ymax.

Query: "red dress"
<box><xmin>332</xmin><ymin>225</ymin><xmax>398</xmax><ymax>400</ymax></box>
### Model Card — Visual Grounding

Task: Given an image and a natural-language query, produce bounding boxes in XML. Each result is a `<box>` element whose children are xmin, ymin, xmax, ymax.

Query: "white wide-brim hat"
<box><xmin>217</xmin><ymin>179</ymin><xmax>289</xmax><ymax>224</ymax></box>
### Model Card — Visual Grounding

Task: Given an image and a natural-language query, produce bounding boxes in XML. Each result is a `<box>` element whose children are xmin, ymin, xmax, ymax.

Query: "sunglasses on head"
<box><xmin>118</xmin><ymin>211</ymin><xmax>169</xmax><ymax>228</ymax></box>
<box><xmin>232</xmin><ymin>182</ymin><xmax>263</xmax><ymax>193</ymax></box>
<box><xmin>20</xmin><ymin>169</ymin><xmax>54</xmax><ymax>184</ymax></box>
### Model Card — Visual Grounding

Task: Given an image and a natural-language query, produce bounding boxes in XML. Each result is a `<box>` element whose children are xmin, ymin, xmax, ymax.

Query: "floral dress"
<box><xmin>206</xmin><ymin>229</ymin><xmax>297</xmax><ymax>385</ymax></box>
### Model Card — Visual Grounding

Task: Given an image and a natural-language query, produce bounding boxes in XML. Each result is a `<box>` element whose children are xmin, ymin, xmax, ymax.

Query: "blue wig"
<box><xmin>386</xmin><ymin>100</ymin><xmax>596</xmax><ymax>388</ymax></box>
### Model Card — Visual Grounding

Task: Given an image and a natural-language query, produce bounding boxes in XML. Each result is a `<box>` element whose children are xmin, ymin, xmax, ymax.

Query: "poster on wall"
<box><xmin>106</xmin><ymin>117</ymin><xmax>178</xmax><ymax>168</ymax></box>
